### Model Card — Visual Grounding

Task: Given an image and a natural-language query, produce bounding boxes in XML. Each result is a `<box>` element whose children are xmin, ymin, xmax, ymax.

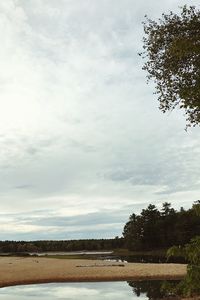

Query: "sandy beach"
<box><xmin>0</xmin><ymin>257</ymin><xmax>187</xmax><ymax>288</ymax></box>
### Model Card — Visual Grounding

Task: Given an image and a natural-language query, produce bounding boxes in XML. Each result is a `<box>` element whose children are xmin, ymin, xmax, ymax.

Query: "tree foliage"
<box><xmin>127</xmin><ymin>202</ymin><xmax>200</xmax><ymax>297</ymax></box>
<box><xmin>0</xmin><ymin>238</ymin><xmax>124</xmax><ymax>253</ymax></box>
<box><xmin>167</xmin><ymin>237</ymin><xmax>200</xmax><ymax>296</ymax></box>
<box><xmin>123</xmin><ymin>202</ymin><xmax>200</xmax><ymax>251</ymax></box>
<box><xmin>141</xmin><ymin>5</ymin><xmax>200</xmax><ymax>127</ymax></box>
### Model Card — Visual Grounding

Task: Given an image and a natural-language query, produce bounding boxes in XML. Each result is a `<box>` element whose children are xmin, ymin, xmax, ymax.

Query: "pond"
<box><xmin>0</xmin><ymin>281</ymin><xmax>180</xmax><ymax>299</ymax></box>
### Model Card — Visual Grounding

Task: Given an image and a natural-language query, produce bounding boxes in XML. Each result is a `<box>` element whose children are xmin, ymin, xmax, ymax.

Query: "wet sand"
<box><xmin>0</xmin><ymin>257</ymin><xmax>187</xmax><ymax>288</ymax></box>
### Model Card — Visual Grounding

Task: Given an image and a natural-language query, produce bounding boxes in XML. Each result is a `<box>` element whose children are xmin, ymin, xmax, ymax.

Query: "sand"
<box><xmin>0</xmin><ymin>257</ymin><xmax>187</xmax><ymax>288</ymax></box>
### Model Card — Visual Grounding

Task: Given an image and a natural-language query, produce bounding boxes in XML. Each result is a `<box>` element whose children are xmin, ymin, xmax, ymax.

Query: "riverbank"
<box><xmin>0</xmin><ymin>257</ymin><xmax>186</xmax><ymax>288</ymax></box>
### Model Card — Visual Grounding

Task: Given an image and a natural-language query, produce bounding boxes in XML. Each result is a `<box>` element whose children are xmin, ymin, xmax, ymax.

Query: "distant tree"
<box><xmin>192</xmin><ymin>200</ymin><xmax>200</xmax><ymax>215</ymax></box>
<box><xmin>123</xmin><ymin>204</ymin><xmax>162</xmax><ymax>250</ymax></box>
<box><xmin>140</xmin><ymin>204</ymin><xmax>161</xmax><ymax>249</ymax></box>
<box><xmin>141</xmin><ymin>6</ymin><xmax>200</xmax><ymax>128</ymax></box>
<box><xmin>123</xmin><ymin>213</ymin><xmax>143</xmax><ymax>250</ymax></box>
<box><xmin>161</xmin><ymin>202</ymin><xmax>175</xmax><ymax>216</ymax></box>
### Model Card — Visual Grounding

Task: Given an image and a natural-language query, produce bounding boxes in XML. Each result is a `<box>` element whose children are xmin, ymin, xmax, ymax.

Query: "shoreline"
<box><xmin>0</xmin><ymin>257</ymin><xmax>187</xmax><ymax>288</ymax></box>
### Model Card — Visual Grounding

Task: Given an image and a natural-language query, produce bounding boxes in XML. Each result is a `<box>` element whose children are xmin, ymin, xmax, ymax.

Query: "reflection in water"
<box><xmin>119</xmin><ymin>255</ymin><xmax>185</xmax><ymax>264</ymax></box>
<box><xmin>128</xmin><ymin>280</ymin><xmax>180</xmax><ymax>299</ymax></box>
<box><xmin>1</xmin><ymin>280</ymin><xmax>191</xmax><ymax>299</ymax></box>
<box><xmin>0</xmin><ymin>282</ymin><xmax>147</xmax><ymax>300</ymax></box>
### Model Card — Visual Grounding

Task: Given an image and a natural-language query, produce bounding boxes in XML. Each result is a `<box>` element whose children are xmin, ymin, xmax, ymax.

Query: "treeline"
<box><xmin>2</xmin><ymin>202</ymin><xmax>200</xmax><ymax>254</ymax></box>
<box><xmin>123</xmin><ymin>202</ymin><xmax>200</xmax><ymax>251</ymax></box>
<box><xmin>0</xmin><ymin>237</ymin><xmax>124</xmax><ymax>253</ymax></box>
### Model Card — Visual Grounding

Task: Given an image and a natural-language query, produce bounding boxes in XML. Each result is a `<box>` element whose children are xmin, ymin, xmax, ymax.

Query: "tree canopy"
<box><xmin>141</xmin><ymin>5</ymin><xmax>200</xmax><ymax>128</ymax></box>
<box><xmin>123</xmin><ymin>202</ymin><xmax>200</xmax><ymax>251</ymax></box>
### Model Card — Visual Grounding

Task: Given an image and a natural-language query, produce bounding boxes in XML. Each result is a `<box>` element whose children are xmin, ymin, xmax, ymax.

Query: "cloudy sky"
<box><xmin>0</xmin><ymin>0</ymin><xmax>200</xmax><ymax>240</ymax></box>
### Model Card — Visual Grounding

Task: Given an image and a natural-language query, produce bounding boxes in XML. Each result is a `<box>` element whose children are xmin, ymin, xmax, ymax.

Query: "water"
<box><xmin>0</xmin><ymin>282</ymin><xmax>147</xmax><ymax>299</ymax></box>
<box><xmin>29</xmin><ymin>251</ymin><xmax>113</xmax><ymax>256</ymax></box>
<box><xmin>30</xmin><ymin>253</ymin><xmax>187</xmax><ymax>264</ymax></box>
<box><xmin>0</xmin><ymin>281</ymin><xmax>180</xmax><ymax>299</ymax></box>
<box><xmin>0</xmin><ymin>251</ymin><xmax>113</xmax><ymax>257</ymax></box>
<box><xmin>119</xmin><ymin>255</ymin><xmax>185</xmax><ymax>263</ymax></box>
<box><xmin>0</xmin><ymin>252</ymin><xmax>185</xmax><ymax>263</ymax></box>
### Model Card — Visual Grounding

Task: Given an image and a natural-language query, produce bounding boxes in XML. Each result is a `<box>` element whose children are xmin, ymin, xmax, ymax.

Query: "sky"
<box><xmin>0</xmin><ymin>0</ymin><xmax>200</xmax><ymax>241</ymax></box>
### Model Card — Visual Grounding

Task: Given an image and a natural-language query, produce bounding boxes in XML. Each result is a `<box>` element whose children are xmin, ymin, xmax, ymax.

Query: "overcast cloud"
<box><xmin>0</xmin><ymin>0</ymin><xmax>200</xmax><ymax>240</ymax></box>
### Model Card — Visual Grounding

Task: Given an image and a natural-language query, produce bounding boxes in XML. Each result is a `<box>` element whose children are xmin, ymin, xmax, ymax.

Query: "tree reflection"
<box><xmin>128</xmin><ymin>280</ymin><xmax>180</xmax><ymax>299</ymax></box>
<box><xmin>128</xmin><ymin>271</ymin><xmax>200</xmax><ymax>299</ymax></box>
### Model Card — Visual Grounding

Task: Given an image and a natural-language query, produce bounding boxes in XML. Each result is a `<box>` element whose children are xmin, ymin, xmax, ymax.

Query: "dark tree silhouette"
<box><xmin>123</xmin><ymin>202</ymin><xmax>200</xmax><ymax>251</ymax></box>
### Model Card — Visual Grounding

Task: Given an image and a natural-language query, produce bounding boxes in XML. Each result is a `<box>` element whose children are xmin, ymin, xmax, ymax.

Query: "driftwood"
<box><xmin>76</xmin><ymin>264</ymin><xmax>124</xmax><ymax>267</ymax></box>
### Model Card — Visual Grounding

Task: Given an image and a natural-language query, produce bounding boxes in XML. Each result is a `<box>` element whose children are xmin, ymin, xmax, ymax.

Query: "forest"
<box><xmin>0</xmin><ymin>237</ymin><xmax>124</xmax><ymax>253</ymax></box>
<box><xmin>0</xmin><ymin>202</ymin><xmax>200</xmax><ymax>254</ymax></box>
<box><xmin>123</xmin><ymin>201</ymin><xmax>200</xmax><ymax>251</ymax></box>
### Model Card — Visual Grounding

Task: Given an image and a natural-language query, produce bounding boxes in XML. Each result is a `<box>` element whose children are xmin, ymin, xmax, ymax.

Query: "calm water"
<box><xmin>0</xmin><ymin>252</ymin><xmax>185</xmax><ymax>263</ymax></box>
<box><xmin>0</xmin><ymin>282</ymin><xmax>148</xmax><ymax>300</ymax></box>
<box><xmin>29</xmin><ymin>251</ymin><xmax>113</xmax><ymax>256</ymax></box>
